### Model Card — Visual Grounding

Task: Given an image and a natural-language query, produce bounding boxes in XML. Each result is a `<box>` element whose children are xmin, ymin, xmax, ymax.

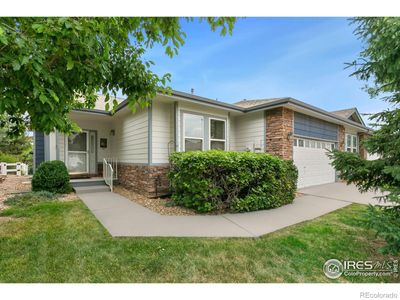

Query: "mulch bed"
<box><xmin>0</xmin><ymin>175</ymin><xmax>79</xmax><ymax>211</ymax></box>
<box><xmin>0</xmin><ymin>175</ymin><xmax>32</xmax><ymax>211</ymax></box>
<box><xmin>113</xmin><ymin>185</ymin><xmax>197</xmax><ymax>216</ymax></box>
<box><xmin>59</xmin><ymin>193</ymin><xmax>80</xmax><ymax>202</ymax></box>
<box><xmin>114</xmin><ymin>185</ymin><xmax>302</xmax><ymax>216</ymax></box>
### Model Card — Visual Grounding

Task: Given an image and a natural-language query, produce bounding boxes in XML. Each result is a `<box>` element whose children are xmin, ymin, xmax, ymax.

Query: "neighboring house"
<box><xmin>33</xmin><ymin>90</ymin><xmax>372</xmax><ymax>196</ymax></box>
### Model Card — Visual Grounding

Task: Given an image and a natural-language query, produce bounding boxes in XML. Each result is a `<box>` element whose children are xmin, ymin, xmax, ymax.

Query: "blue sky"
<box><xmin>142</xmin><ymin>17</ymin><xmax>388</xmax><ymax>124</ymax></box>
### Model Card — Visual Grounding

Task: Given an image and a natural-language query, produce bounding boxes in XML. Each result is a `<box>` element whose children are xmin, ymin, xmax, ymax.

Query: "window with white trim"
<box><xmin>183</xmin><ymin>113</ymin><xmax>204</xmax><ymax>151</ymax></box>
<box><xmin>345</xmin><ymin>133</ymin><xmax>358</xmax><ymax>153</ymax></box>
<box><xmin>209</xmin><ymin>118</ymin><xmax>226</xmax><ymax>150</ymax></box>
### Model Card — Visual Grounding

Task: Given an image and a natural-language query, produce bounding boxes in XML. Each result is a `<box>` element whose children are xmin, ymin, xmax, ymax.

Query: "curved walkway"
<box><xmin>77</xmin><ymin>183</ymin><xmax>381</xmax><ymax>237</ymax></box>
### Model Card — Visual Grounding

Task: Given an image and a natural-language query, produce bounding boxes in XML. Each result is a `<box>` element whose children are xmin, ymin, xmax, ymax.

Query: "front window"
<box><xmin>209</xmin><ymin>118</ymin><xmax>226</xmax><ymax>150</ymax></box>
<box><xmin>345</xmin><ymin>133</ymin><xmax>358</xmax><ymax>153</ymax></box>
<box><xmin>183</xmin><ymin>113</ymin><xmax>204</xmax><ymax>151</ymax></box>
<box><xmin>68</xmin><ymin>132</ymin><xmax>87</xmax><ymax>152</ymax></box>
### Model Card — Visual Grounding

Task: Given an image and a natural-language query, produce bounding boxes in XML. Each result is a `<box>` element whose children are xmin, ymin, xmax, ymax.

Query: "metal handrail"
<box><xmin>103</xmin><ymin>158</ymin><xmax>114</xmax><ymax>192</ymax></box>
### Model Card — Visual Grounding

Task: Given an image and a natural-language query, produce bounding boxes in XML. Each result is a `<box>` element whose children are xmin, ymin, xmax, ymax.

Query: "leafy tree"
<box><xmin>0</xmin><ymin>17</ymin><xmax>235</xmax><ymax>135</ymax></box>
<box><xmin>0</xmin><ymin>114</ymin><xmax>32</xmax><ymax>156</ymax></box>
<box><xmin>0</xmin><ymin>114</ymin><xmax>32</xmax><ymax>170</ymax></box>
<box><xmin>330</xmin><ymin>17</ymin><xmax>400</xmax><ymax>254</ymax></box>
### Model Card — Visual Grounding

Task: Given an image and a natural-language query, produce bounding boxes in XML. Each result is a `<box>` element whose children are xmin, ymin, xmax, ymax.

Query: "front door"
<box><xmin>67</xmin><ymin>131</ymin><xmax>89</xmax><ymax>174</ymax></box>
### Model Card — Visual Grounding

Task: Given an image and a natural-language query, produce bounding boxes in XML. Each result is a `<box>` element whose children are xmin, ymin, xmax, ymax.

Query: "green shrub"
<box><xmin>4</xmin><ymin>191</ymin><xmax>57</xmax><ymax>207</ymax></box>
<box><xmin>32</xmin><ymin>160</ymin><xmax>72</xmax><ymax>193</ymax></box>
<box><xmin>0</xmin><ymin>151</ymin><xmax>20</xmax><ymax>163</ymax></box>
<box><xmin>169</xmin><ymin>151</ymin><xmax>298</xmax><ymax>213</ymax></box>
<box><xmin>364</xmin><ymin>205</ymin><xmax>400</xmax><ymax>254</ymax></box>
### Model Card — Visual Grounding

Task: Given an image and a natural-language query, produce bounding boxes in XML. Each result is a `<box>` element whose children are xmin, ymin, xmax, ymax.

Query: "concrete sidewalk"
<box><xmin>77</xmin><ymin>182</ymin><xmax>378</xmax><ymax>238</ymax></box>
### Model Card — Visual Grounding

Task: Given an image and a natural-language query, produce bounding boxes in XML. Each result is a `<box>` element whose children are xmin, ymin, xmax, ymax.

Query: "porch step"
<box><xmin>70</xmin><ymin>178</ymin><xmax>106</xmax><ymax>188</ymax></box>
<box><xmin>74</xmin><ymin>185</ymin><xmax>111</xmax><ymax>194</ymax></box>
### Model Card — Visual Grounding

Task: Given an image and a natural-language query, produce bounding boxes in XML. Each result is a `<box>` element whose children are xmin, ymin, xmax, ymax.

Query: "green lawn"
<box><xmin>0</xmin><ymin>198</ymin><xmax>397</xmax><ymax>283</ymax></box>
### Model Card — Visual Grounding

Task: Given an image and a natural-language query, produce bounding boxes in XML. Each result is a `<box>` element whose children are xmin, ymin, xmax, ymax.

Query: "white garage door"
<box><xmin>293</xmin><ymin>138</ymin><xmax>337</xmax><ymax>188</ymax></box>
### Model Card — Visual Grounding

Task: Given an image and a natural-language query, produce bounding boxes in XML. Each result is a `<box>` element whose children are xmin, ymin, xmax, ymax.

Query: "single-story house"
<box><xmin>33</xmin><ymin>90</ymin><xmax>372</xmax><ymax>197</ymax></box>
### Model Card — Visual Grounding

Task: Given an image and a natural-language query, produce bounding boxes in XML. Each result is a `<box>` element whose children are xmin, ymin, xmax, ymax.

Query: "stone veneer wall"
<box><xmin>265</xmin><ymin>107</ymin><xmax>294</xmax><ymax>160</ymax></box>
<box><xmin>338</xmin><ymin>125</ymin><xmax>345</xmax><ymax>151</ymax></box>
<box><xmin>117</xmin><ymin>163</ymin><xmax>170</xmax><ymax>198</ymax></box>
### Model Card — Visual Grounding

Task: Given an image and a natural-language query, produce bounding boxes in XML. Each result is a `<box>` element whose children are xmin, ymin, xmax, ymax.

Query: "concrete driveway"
<box><xmin>77</xmin><ymin>182</ymin><xmax>382</xmax><ymax>238</ymax></box>
<box><xmin>298</xmin><ymin>182</ymin><xmax>385</xmax><ymax>205</ymax></box>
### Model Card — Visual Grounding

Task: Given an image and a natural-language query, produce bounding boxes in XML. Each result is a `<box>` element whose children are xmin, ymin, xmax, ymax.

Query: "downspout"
<box><xmin>148</xmin><ymin>104</ymin><xmax>152</xmax><ymax>165</ymax></box>
<box><xmin>264</xmin><ymin>110</ymin><xmax>267</xmax><ymax>153</ymax></box>
<box><xmin>174</xmin><ymin>101</ymin><xmax>178</xmax><ymax>152</ymax></box>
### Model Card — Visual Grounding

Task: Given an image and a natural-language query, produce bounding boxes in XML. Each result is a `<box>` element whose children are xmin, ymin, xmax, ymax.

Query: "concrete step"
<box><xmin>70</xmin><ymin>178</ymin><xmax>106</xmax><ymax>188</ymax></box>
<box><xmin>74</xmin><ymin>185</ymin><xmax>111</xmax><ymax>194</ymax></box>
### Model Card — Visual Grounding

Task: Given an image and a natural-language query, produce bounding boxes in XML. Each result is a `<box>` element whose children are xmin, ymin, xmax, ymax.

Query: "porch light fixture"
<box><xmin>110</xmin><ymin>129</ymin><xmax>115</xmax><ymax>136</ymax></box>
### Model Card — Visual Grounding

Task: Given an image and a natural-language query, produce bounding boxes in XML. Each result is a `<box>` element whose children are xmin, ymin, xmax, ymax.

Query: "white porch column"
<box><xmin>44</xmin><ymin>132</ymin><xmax>57</xmax><ymax>161</ymax></box>
<box><xmin>49</xmin><ymin>132</ymin><xmax>57</xmax><ymax>160</ymax></box>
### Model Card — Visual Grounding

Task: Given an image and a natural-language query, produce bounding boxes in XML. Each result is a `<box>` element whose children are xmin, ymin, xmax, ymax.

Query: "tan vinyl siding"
<box><xmin>112</xmin><ymin>107</ymin><xmax>149</xmax><ymax>164</ymax></box>
<box><xmin>229</xmin><ymin>118</ymin><xmax>238</xmax><ymax>150</ymax></box>
<box><xmin>344</xmin><ymin>126</ymin><xmax>358</xmax><ymax>135</ymax></box>
<box><xmin>56</xmin><ymin>131</ymin><xmax>65</xmax><ymax>162</ymax></box>
<box><xmin>231</xmin><ymin>111</ymin><xmax>265</xmax><ymax>152</ymax></box>
<box><xmin>152</xmin><ymin>100</ymin><xmax>174</xmax><ymax>164</ymax></box>
<box><xmin>178</xmin><ymin>101</ymin><xmax>230</xmax><ymax>118</ymax></box>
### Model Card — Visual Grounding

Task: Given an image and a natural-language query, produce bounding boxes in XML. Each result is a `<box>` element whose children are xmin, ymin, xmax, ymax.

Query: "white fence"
<box><xmin>0</xmin><ymin>162</ymin><xmax>29</xmax><ymax>176</ymax></box>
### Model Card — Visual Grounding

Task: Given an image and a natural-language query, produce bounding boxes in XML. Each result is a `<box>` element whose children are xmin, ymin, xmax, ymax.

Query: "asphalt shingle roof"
<box><xmin>74</xmin><ymin>91</ymin><xmax>369</xmax><ymax>130</ymax></box>
<box><xmin>234</xmin><ymin>98</ymin><xmax>288</xmax><ymax>108</ymax></box>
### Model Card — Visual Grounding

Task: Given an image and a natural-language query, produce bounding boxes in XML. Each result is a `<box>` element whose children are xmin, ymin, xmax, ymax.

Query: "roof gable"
<box><xmin>331</xmin><ymin>108</ymin><xmax>365</xmax><ymax>126</ymax></box>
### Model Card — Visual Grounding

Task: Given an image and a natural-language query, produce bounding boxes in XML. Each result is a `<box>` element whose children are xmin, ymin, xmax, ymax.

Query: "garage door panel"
<box><xmin>294</xmin><ymin>140</ymin><xmax>336</xmax><ymax>188</ymax></box>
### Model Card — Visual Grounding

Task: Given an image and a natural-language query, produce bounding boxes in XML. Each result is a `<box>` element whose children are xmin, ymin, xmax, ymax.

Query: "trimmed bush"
<box><xmin>32</xmin><ymin>160</ymin><xmax>72</xmax><ymax>194</ymax></box>
<box><xmin>169</xmin><ymin>151</ymin><xmax>298</xmax><ymax>213</ymax></box>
